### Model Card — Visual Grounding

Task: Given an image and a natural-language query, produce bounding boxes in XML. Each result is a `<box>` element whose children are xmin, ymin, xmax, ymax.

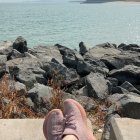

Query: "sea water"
<box><xmin>0</xmin><ymin>1</ymin><xmax>140</xmax><ymax>48</ymax></box>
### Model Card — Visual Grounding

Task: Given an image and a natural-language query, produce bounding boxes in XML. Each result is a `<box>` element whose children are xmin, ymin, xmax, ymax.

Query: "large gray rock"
<box><xmin>28</xmin><ymin>83</ymin><xmax>53</xmax><ymax>112</ymax></box>
<box><xmin>0</xmin><ymin>55</ymin><xmax>7</xmax><ymax>66</ymax></box>
<box><xmin>76</xmin><ymin>60</ymin><xmax>91</xmax><ymax>76</ymax></box>
<box><xmin>56</xmin><ymin>44</ymin><xmax>83</xmax><ymax>69</ymax></box>
<box><xmin>42</xmin><ymin>61</ymin><xmax>79</xmax><ymax>86</ymax></box>
<box><xmin>7</xmin><ymin>49</ymin><xmax>24</xmax><ymax>60</ymax></box>
<box><xmin>14</xmin><ymin>81</ymin><xmax>27</xmax><ymax>96</ymax></box>
<box><xmin>84</xmin><ymin>43</ymin><xmax>120</xmax><ymax>59</ymax></box>
<box><xmin>120</xmin><ymin>81</ymin><xmax>140</xmax><ymax>95</ymax></box>
<box><xmin>0</xmin><ymin>41</ymin><xmax>13</xmax><ymax>55</ymax></box>
<box><xmin>109</xmin><ymin>65</ymin><xmax>140</xmax><ymax>85</ymax></box>
<box><xmin>107</xmin><ymin>94</ymin><xmax>140</xmax><ymax>119</ymax></box>
<box><xmin>86</xmin><ymin>73</ymin><xmax>109</xmax><ymax>99</ymax></box>
<box><xmin>31</xmin><ymin>45</ymin><xmax>63</xmax><ymax>64</ymax></box>
<box><xmin>118</xmin><ymin>43</ymin><xmax>140</xmax><ymax>52</ymax></box>
<box><xmin>13</xmin><ymin>36</ymin><xmax>28</xmax><ymax>53</ymax></box>
<box><xmin>6</xmin><ymin>58</ymin><xmax>47</xmax><ymax>89</ymax></box>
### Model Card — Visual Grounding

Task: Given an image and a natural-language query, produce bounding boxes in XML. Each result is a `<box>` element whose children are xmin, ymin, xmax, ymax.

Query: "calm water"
<box><xmin>0</xmin><ymin>2</ymin><xmax>140</xmax><ymax>48</ymax></box>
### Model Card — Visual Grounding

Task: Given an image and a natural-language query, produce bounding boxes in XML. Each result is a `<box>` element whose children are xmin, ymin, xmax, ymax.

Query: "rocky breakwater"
<box><xmin>0</xmin><ymin>37</ymin><xmax>140</xmax><ymax>139</ymax></box>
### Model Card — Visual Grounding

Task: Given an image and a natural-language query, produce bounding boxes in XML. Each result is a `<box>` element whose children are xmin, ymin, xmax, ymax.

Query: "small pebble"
<box><xmin>98</xmin><ymin>129</ymin><xmax>103</xmax><ymax>133</ymax></box>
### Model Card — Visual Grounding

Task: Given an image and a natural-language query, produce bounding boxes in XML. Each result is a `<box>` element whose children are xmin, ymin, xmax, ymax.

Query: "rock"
<box><xmin>6</xmin><ymin>58</ymin><xmax>47</xmax><ymax>89</ymax></box>
<box><xmin>28</xmin><ymin>83</ymin><xmax>53</xmax><ymax>111</ymax></box>
<box><xmin>0</xmin><ymin>41</ymin><xmax>13</xmax><ymax>55</ymax></box>
<box><xmin>76</xmin><ymin>60</ymin><xmax>91</xmax><ymax>76</ymax></box>
<box><xmin>120</xmin><ymin>94</ymin><xmax>140</xmax><ymax>119</ymax></box>
<box><xmin>13</xmin><ymin>36</ymin><xmax>28</xmax><ymax>53</ymax></box>
<box><xmin>63</xmin><ymin>92</ymin><xmax>96</xmax><ymax>112</ymax></box>
<box><xmin>7</xmin><ymin>49</ymin><xmax>24</xmax><ymax>60</ymax></box>
<box><xmin>56</xmin><ymin>44</ymin><xmax>83</xmax><ymax>69</ymax></box>
<box><xmin>79</xmin><ymin>41</ymin><xmax>88</xmax><ymax>56</ymax></box>
<box><xmin>42</xmin><ymin>61</ymin><xmax>79</xmax><ymax>86</ymax></box>
<box><xmin>0</xmin><ymin>65</ymin><xmax>9</xmax><ymax>79</ymax></box>
<box><xmin>107</xmin><ymin>94</ymin><xmax>140</xmax><ymax>119</ymax></box>
<box><xmin>86</xmin><ymin>73</ymin><xmax>109</xmax><ymax>99</ymax></box>
<box><xmin>0</xmin><ymin>55</ymin><xmax>7</xmax><ymax>66</ymax></box>
<box><xmin>109</xmin><ymin>65</ymin><xmax>140</xmax><ymax>85</ymax></box>
<box><xmin>75</xmin><ymin>86</ymin><xmax>88</xmax><ymax>96</ymax></box>
<box><xmin>32</xmin><ymin>45</ymin><xmax>63</xmax><ymax>64</ymax></box>
<box><xmin>101</xmin><ymin>114</ymin><xmax>120</xmax><ymax>140</ymax></box>
<box><xmin>25</xmin><ymin>98</ymin><xmax>34</xmax><ymax>108</ymax></box>
<box><xmin>101</xmin><ymin>50</ymin><xmax>140</xmax><ymax>70</ymax></box>
<box><xmin>111</xmin><ymin>86</ymin><xmax>129</xmax><ymax>94</ymax></box>
<box><xmin>120</xmin><ymin>81</ymin><xmax>140</xmax><ymax>95</ymax></box>
<box><xmin>84</xmin><ymin>43</ymin><xmax>120</xmax><ymax>59</ymax></box>
<box><xmin>118</xmin><ymin>43</ymin><xmax>140</xmax><ymax>52</ymax></box>
<box><xmin>24</xmin><ymin>52</ymin><xmax>37</xmax><ymax>59</ymax></box>
<box><xmin>14</xmin><ymin>81</ymin><xmax>27</xmax><ymax>96</ymax></box>
<box><xmin>64</xmin><ymin>77</ymin><xmax>86</xmax><ymax>94</ymax></box>
<box><xmin>55</xmin><ymin>44</ymin><xmax>75</xmax><ymax>56</ymax></box>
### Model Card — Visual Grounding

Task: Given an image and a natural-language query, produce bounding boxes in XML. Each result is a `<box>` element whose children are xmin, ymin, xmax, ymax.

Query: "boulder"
<box><xmin>14</xmin><ymin>81</ymin><xmax>27</xmax><ymax>96</ymax></box>
<box><xmin>6</xmin><ymin>58</ymin><xmax>47</xmax><ymax>89</ymax></box>
<box><xmin>0</xmin><ymin>55</ymin><xmax>7</xmax><ymax>66</ymax></box>
<box><xmin>101</xmin><ymin>50</ymin><xmax>140</xmax><ymax>70</ymax></box>
<box><xmin>120</xmin><ymin>81</ymin><xmax>140</xmax><ymax>95</ymax></box>
<box><xmin>55</xmin><ymin>44</ymin><xmax>83</xmax><ymax>69</ymax></box>
<box><xmin>42</xmin><ymin>61</ymin><xmax>79</xmax><ymax>86</ymax></box>
<box><xmin>7</xmin><ymin>49</ymin><xmax>24</xmax><ymax>60</ymax></box>
<box><xmin>64</xmin><ymin>77</ymin><xmax>86</xmax><ymax>94</ymax></box>
<box><xmin>118</xmin><ymin>43</ymin><xmax>140</xmax><ymax>52</ymax></box>
<box><xmin>84</xmin><ymin>43</ymin><xmax>120</xmax><ymax>59</ymax></box>
<box><xmin>107</xmin><ymin>94</ymin><xmax>140</xmax><ymax>119</ymax></box>
<box><xmin>86</xmin><ymin>73</ymin><xmax>109</xmax><ymax>99</ymax></box>
<box><xmin>28</xmin><ymin>83</ymin><xmax>53</xmax><ymax>111</ymax></box>
<box><xmin>76</xmin><ymin>60</ymin><xmax>91</xmax><ymax>76</ymax></box>
<box><xmin>63</xmin><ymin>92</ymin><xmax>96</xmax><ymax>112</ymax></box>
<box><xmin>79</xmin><ymin>41</ymin><xmax>88</xmax><ymax>56</ymax></box>
<box><xmin>32</xmin><ymin>45</ymin><xmax>63</xmax><ymax>64</ymax></box>
<box><xmin>109</xmin><ymin>65</ymin><xmax>140</xmax><ymax>85</ymax></box>
<box><xmin>0</xmin><ymin>41</ymin><xmax>13</xmax><ymax>55</ymax></box>
<box><xmin>13</xmin><ymin>36</ymin><xmax>28</xmax><ymax>53</ymax></box>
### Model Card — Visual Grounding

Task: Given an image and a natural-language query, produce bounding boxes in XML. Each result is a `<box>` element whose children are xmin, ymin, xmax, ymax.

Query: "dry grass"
<box><xmin>0</xmin><ymin>74</ymin><xmax>43</xmax><ymax>119</ymax></box>
<box><xmin>87</xmin><ymin>100</ymin><xmax>111</xmax><ymax>129</ymax></box>
<box><xmin>0</xmin><ymin>74</ymin><xmax>64</xmax><ymax>119</ymax></box>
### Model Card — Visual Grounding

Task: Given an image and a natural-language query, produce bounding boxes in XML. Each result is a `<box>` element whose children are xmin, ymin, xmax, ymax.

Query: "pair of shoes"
<box><xmin>43</xmin><ymin>99</ymin><xmax>96</xmax><ymax>140</ymax></box>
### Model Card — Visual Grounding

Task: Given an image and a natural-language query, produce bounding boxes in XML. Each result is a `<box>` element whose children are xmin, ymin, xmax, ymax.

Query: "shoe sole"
<box><xmin>43</xmin><ymin>109</ymin><xmax>64</xmax><ymax>140</ymax></box>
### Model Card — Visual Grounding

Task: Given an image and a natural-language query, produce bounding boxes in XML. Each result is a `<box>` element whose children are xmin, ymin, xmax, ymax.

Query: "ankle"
<box><xmin>62</xmin><ymin>135</ymin><xmax>78</xmax><ymax>140</ymax></box>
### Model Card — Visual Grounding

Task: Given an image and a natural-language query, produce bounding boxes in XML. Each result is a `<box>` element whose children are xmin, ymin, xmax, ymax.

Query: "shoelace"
<box><xmin>64</xmin><ymin>112</ymin><xmax>76</xmax><ymax>130</ymax></box>
<box><xmin>51</xmin><ymin>121</ymin><xmax>65</xmax><ymax>140</ymax></box>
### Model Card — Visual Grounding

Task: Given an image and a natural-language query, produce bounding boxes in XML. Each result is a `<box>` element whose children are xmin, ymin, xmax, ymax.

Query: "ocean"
<box><xmin>0</xmin><ymin>1</ymin><xmax>140</xmax><ymax>49</ymax></box>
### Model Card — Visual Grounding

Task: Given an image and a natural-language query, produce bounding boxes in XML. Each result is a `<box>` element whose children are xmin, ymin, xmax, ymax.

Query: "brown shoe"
<box><xmin>63</xmin><ymin>99</ymin><xmax>95</xmax><ymax>140</ymax></box>
<box><xmin>43</xmin><ymin>109</ymin><xmax>64</xmax><ymax>140</ymax></box>
<box><xmin>68</xmin><ymin>99</ymin><xmax>96</xmax><ymax>140</ymax></box>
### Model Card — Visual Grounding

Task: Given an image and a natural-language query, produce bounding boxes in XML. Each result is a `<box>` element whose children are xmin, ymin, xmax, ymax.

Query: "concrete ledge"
<box><xmin>0</xmin><ymin>119</ymin><xmax>45</xmax><ymax>140</ymax></box>
<box><xmin>110</xmin><ymin>118</ymin><xmax>140</xmax><ymax>140</ymax></box>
